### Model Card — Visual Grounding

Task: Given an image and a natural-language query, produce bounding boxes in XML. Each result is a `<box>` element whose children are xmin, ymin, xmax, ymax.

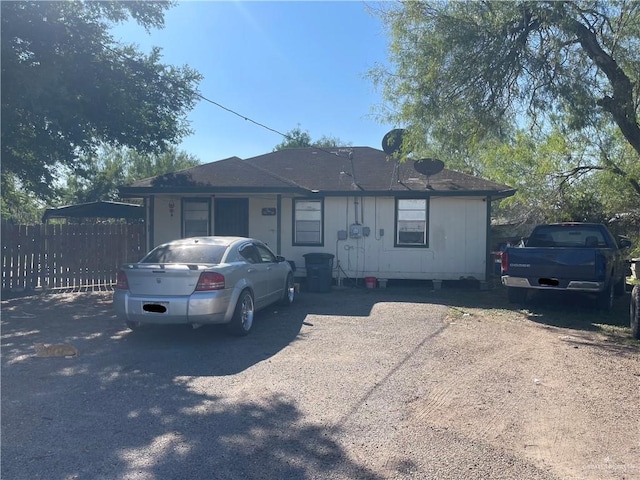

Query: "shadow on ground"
<box><xmin>1</xmin><ymin>291</ymin><xmax>384</xmax><ymax>480</ymax></box>
<box><xmin>1</xmin><ymin>282</ymin><xmax>636</xmax><ymax>479</ymax></box>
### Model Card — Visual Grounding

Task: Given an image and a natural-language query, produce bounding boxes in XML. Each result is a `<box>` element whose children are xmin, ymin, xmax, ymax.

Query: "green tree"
<box><xmin>274</xmin><ymin>126</ymin><xmax>313</xmax><ymax>150</ymax></box>
<box><xmin>370</xmin><ymin>1</ymin><xmax>640</xmax><ymax>202</ymax></box>
<box><xmin>62</xmin><ymin>145</ymin><xmax>201</xmax><ymax>204</ymax></box>
<box><xmin>1</xmin><ymin>1</ymin><xmax>202</xmax><ymax>201</ymax></box>
<box><xmin>1</xmin><ymin>174</ymin><xmax>44</xmax><ymax>224</ymax></box>
<box><xmin>274</xmin><ymin>126</ymin><xmax>350</xmax><ymax>151</ymax></box>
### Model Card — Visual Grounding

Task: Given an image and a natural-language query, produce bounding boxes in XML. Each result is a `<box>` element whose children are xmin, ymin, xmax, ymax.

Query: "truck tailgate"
<box><xmin>507</xmin><ymin>248</ymin><xmax>597</xmax><ymax>280</ymax></box>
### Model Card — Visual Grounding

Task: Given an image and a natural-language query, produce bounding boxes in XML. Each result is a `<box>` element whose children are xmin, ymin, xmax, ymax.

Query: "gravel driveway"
<box><xmin>1</xmin><ymin>285</ymin><xmax>638</xmax><ymax>480</ymax></box>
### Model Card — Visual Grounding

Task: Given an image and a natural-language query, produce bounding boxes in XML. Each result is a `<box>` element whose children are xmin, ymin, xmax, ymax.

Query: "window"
<box><xmin>141</xmin><ymin>245</ymin><xmax>225</xmax><ymax>264</ymax></box>
<box><xmin>239</xmin><ymin>244</ymin><xmax>261</xmax><ymax>264</ymax></box>
<box><xmin>255</xmin><ymin>243</ymin><xmax>277</xmax><ymax>263</ymax></box>
<box><xmin>396</xmin><ymin>199</ymin><xmax>428</xmax><ymax>247</ymax></box>
<box><xmin>294</xmin><ymin>199</ymin><xmax>323</xmax><ymax>245</ymax></box>
<box><xmin>182</xmin><ymin>198</ymin><xmax>210</xmax><ymax>238</ymax></box>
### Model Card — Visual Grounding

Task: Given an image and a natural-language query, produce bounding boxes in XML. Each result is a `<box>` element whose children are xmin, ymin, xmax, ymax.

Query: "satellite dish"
<box><xmin>381</xmin><ymin>129</ymin><xmax>406</xmax><ymax>155</ymax></box>
<box><xmin>414</xmin><ymin>158</ymin><xmax>445</xmax><ymax>176</ymax></box>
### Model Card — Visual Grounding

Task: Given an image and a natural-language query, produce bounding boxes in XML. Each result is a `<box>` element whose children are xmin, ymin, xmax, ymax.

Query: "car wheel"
<box><xmin>631</xmin><ymin>285</ymin><xmax>640</xmax><ymax>340</ymax></box>
<box><xmin>126</xmin><ymin>320</ymin><xmax>142</xmax><ymax>331</ymax></box>
<box><xmin>596</xmin><ymin>283</ymin><xmax>614</xmax><ymax>311</ymax></box>
<box><xmin>507</xmin><ymin>287</ymin><xmax>527</xmax><ymax>304</ymax></box>
<box><xmin>228</xmin><ymin>290</ymin><xmax>254</xmax><ymax>336</ymax></box>
<box><xmin>280</xmin><ymin>273</ymin><xmax>295</xmax><ymax>306</ymax></box>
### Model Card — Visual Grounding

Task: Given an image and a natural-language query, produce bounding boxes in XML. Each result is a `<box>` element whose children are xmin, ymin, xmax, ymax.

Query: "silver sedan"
<box><xmin>113</xmin><ymin>236</ymin><xmax>295</xmax><ymax>335</ymax></box>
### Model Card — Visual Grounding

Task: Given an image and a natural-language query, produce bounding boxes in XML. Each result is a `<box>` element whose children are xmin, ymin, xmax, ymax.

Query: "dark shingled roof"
<box><xmin>120</xmin><ymin>147</ymin><xmax>514</xmax><ymax>199</ymax></box>
<box><xmin>42</xmin><ymin>201</ymin><xmax>143</xmax><ymax>222</ymax></box>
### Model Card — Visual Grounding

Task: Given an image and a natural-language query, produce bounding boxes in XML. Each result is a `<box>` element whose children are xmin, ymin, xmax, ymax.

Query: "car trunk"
<box><xmin>123</xmin><ymin>264</ymin><xmax>209</xmax><ymax>296</ymax></box>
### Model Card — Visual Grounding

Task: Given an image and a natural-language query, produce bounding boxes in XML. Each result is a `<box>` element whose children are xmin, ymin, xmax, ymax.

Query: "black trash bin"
<box><xmin>303</xmin><ymin>253</ymin><xmax>334</xmax><ymax>293</ymax></box>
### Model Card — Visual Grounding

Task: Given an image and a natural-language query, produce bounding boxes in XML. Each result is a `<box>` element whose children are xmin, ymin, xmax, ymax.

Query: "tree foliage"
<box><xmin>62</xmin><ymin>145</ymin><xmax>201</xmax><ymax>205</ymax></box>
<box><xmin>370</xmin><ymin>1</ymin><xmax>640</xmax><ymax>220</ymax></box>
<box><xmin>1</xmin><ymin>1</ymin><xmax>202</xmax><ymax>200</ymax></box>
<box><xmin>1</xmin><ymin>174</ymin><xmax>44</xmax><ymax>224</ymax></box>
<box><xmin>274</xmin><ymin>126</ymin><xmax>350</xmax><ymax>150</ymax></box>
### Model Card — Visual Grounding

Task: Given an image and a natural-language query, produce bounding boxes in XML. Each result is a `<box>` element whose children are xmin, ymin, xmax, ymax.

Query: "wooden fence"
<box><xmin>1</xmin><ymin>222</ymin><xmax>145</xmax><ymax>292</ymax></box>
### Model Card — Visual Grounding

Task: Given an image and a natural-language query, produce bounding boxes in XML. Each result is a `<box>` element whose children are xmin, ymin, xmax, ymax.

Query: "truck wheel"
<box><xmin>596</xmin><ymin>283</ymin><xmax>614</xmax><ymax>311</ymax></box>
<box><xmin>507</xmin><ymin>287</ymin><xmax>527</xmax><ymax>304</ymax></box>
<box><xmin>631</xmin><ymin>286</ymin><xmax>640</xmax><ymax>340</ymax></box>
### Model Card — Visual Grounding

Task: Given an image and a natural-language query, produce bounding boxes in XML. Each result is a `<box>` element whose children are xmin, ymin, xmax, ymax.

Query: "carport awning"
<box><xmin>42</xmin><ymin>201</ymin><xmax>144</xmax><ymax>222</ymax></box>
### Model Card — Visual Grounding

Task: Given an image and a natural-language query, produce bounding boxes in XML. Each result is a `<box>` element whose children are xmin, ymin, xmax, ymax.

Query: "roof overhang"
<box><xmin>118</xmin><ymin>186</ymin><xmax>311</xmax><ymax>198</ymax></box>
<box><xmin>42</xmin><ymin>201</ymin><xmax>144</xmax><ymax>222</ymax></box>
<box><xmin>119</xmin><ymin>187</ymin><xmax>516</xmax><ymax>200</ymax></box>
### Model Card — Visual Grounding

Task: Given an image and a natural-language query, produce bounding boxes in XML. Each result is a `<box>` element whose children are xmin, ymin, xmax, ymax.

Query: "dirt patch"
<box><xmin>407</xmin><ymin>287</ymin><xmax>640</xmax><ymax>480</ymax></box>
<box><xmin>1</xmin><ymin>285</ymin><xmax>639</xmax><ymax>479</ymax></box>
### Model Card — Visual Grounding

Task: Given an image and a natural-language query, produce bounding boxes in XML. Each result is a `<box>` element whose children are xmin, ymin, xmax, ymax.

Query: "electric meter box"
<box><xmin>349</xmin><ymin>224</ymin><xmax>362</xmax><ymax>238</ymax></box>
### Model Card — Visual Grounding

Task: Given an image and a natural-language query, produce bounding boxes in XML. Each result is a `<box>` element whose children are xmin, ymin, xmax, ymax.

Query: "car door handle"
<box><xmin>247</xmin><ymin>268</ymin><xmax>256</xmax><ymax>273</ymax></box>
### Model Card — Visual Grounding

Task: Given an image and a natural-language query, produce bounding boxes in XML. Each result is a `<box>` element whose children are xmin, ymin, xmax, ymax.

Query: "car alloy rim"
<box><xmin>241</xmin><ymin>295</ymin><xmax>254</xmax><ymax>331</ymax></box>
<box><xmin>287</xmin><ymin>277</ymin><xmax>295</xmax><ymax>302</ymax></box>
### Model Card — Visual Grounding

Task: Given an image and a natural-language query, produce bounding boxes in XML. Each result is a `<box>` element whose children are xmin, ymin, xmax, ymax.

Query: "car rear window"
<box><xmin>527</xmin><ymin>226</ymin><xmax>607</xmax><ymax>248</ymax></box>
<box><xmin>140</xmin><ymin>245</ymin><xmax>227</xmax><ymax>264</ymax></box>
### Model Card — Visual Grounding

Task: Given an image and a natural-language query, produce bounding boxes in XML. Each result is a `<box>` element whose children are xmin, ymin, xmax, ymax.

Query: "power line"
<box><xmin>195</xmin><ymin>94</ymin><xmax>290</xmax><ymax>139</ymax></box>
<box><xmin>195</xmin><ymin>92</ymin><xmax>352</xmax><ymax>158</ymax></box>
<box><xmin>100</xmin><ymin>35</ymin><xmax>352</xmax><ymax>158</ymax></box>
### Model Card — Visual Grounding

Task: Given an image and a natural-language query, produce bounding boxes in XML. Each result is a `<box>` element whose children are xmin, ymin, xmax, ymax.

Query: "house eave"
<box><xmin>306</xmin><ymin>188</ymin><xmax>518</xmax><ymax>199</ymax></box>
<box><xmin>119</xmin><ymin>185</ymin><xmax>517</xmax><ymax>201</ymax></box>
<box><xmin>118</xmin><ymin>186</ymin><xmax>311</xmax><ymax>198</ymax></box>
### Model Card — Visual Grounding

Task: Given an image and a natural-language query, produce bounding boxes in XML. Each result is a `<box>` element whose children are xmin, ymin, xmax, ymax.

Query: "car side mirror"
<box><xmin>619</xmin><ymin>236</ymin><xmax>633</xmax><ymax>249</ymax></box>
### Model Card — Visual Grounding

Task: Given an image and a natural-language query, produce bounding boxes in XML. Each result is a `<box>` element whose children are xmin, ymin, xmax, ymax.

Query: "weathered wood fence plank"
<box><xmin>1</xmin><ymin>222</ymin><xmax>145</xmax><ymax>291</ymax></box>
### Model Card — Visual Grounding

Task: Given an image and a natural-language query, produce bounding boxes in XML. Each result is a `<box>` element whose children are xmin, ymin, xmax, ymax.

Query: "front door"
<box><xmin>214</xmin><ymin>198</ymin><xmax>249</xmax><ymax>237</ymax></box>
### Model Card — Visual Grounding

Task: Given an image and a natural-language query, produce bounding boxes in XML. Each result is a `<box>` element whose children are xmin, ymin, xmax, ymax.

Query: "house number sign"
<box><xmin>261</xmin><ymin>208</ymin><xmax>277</xmax><ymax>216</ymax></box>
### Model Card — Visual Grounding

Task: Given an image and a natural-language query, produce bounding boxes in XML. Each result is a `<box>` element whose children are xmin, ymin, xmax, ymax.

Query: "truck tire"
<box><xmin>596</xmin><ymin>283</ymin><xmax>614</xmax><ymax>311</ymax></box>
<box><xmin>507</xmin><ymin>287</ymin><xmax>527</xmax><ymax>304</ymax></box>
<box><xmin>631</xmin><ymin>285</ymin><xmax>640</xmax><ymax>340</ymax></box>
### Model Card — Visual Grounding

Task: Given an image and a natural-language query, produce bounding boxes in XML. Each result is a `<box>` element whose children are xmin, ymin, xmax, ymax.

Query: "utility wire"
<box><xmin>100</xmin><ymin>36</ymin><xmax>354</xmax><ymax>160</ymax></box>
<box><xmin>196</xmin><ymin>93</ymin><xmax>291</xmax><ymax>140</ymax></box>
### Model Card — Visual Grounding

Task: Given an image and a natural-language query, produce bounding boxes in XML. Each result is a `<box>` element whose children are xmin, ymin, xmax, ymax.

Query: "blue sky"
<box><xmin>112</xmin><ymin>1</ymin><xmax>395</xmax><ymax>164</ymax></box>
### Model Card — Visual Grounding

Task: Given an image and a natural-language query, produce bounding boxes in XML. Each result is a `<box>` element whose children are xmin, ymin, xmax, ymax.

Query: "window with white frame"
<box><xmin>293</xmin><ymin>199</ymin><xmax>323</xmax><ymax>245</ymax></box>
<box><xmin>396</xmin><ymin>198</ymin><xmax>428</xmax><ymax>247</ymax></box>
<box><xmin>183</xmin><ymin>198</ymin><xmax>210</xmax><ymax>238</ymax></box>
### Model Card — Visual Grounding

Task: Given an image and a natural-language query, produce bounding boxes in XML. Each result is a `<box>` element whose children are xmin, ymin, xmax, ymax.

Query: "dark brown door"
<box><xmin>214</xmin><ymin>198</ymin><xmax>249</xmax><ymax>237</ymax></box>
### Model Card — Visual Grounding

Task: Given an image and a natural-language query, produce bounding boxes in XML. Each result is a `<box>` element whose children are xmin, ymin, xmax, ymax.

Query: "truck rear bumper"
<box><xmin>502</xmin><ymin>276</ymin><xmax>604</xmax><ymax>292</ymax></box>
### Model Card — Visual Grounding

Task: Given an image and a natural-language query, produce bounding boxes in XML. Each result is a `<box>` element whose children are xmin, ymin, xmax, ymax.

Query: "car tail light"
<box><xmin>595</xmin><ymin>253</ymin><xmax>607</xmax><ymax>280</ymax></box>
<box><xmin>115</xmin><ymin>270</ymin><xmax>129</xmax><ymax>290</ymax></box>
<box><xmin>501</xmin><ymin>251</ymin><xmax>509</xmax><ymax>274</ymax></box>
<box><xmin>195</xmin><ymin>272</ymin><xmax>225</xmax><ymax>291</ymax></box>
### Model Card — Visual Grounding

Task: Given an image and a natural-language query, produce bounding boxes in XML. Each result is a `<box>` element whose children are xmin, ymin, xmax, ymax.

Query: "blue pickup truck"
<box><xmin>501</xmin><ymin>222</ymin><xmax>632</xmax><ymax>310</ymax></box>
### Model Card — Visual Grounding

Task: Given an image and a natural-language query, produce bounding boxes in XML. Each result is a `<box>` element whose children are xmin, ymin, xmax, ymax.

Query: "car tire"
<box><xmin>280</xmin><ymin>273</ymin><xmax>295</xmax><ymax>306</ymax></box>
<box><xmin>227</xmin><ymin>290</ymin><xmax>254</xmax><ymax>336</ymax></box>
<box><xmin>596</xmin><ymin>283</ymin><xmax>614</xmax><ymax>311</ymax></box>
<box><xmin>507</xmin><ymin>287</ymin><xmax>527</xmax><ymax>304</ymax></box>
<box><xmin>631</xmin><ymin>285</ymin><xmax>640</xmax><ymax>340</ymax></box>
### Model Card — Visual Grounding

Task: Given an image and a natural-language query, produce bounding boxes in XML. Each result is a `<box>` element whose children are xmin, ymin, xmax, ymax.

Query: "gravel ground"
<box><xmin>1</xmin><ymin>284</ymin><xmax>638</xmax><ymax>480</ymax></box>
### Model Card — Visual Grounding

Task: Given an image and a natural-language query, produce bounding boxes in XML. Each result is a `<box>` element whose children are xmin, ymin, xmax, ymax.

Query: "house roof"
<box><xmin>119</xmin><ymin>147</ymin><xmax>515</xmax><ymax>199</ymax></box>
<box><xmin>42</xmin><ymin>201</ymin><xmax>144</xmax><ymax>222</ymax></box>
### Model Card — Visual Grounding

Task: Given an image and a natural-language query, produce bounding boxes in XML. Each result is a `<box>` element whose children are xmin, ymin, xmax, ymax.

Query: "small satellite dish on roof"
<box><xmin>414</xmin><ymin>158</ymin><xmax>445</xmax><ymax>176</ymax></box>
<box><xmin>381</xmin><ymin>129</ymin><xmax>406</xmax><ymax>155</ymax></box>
